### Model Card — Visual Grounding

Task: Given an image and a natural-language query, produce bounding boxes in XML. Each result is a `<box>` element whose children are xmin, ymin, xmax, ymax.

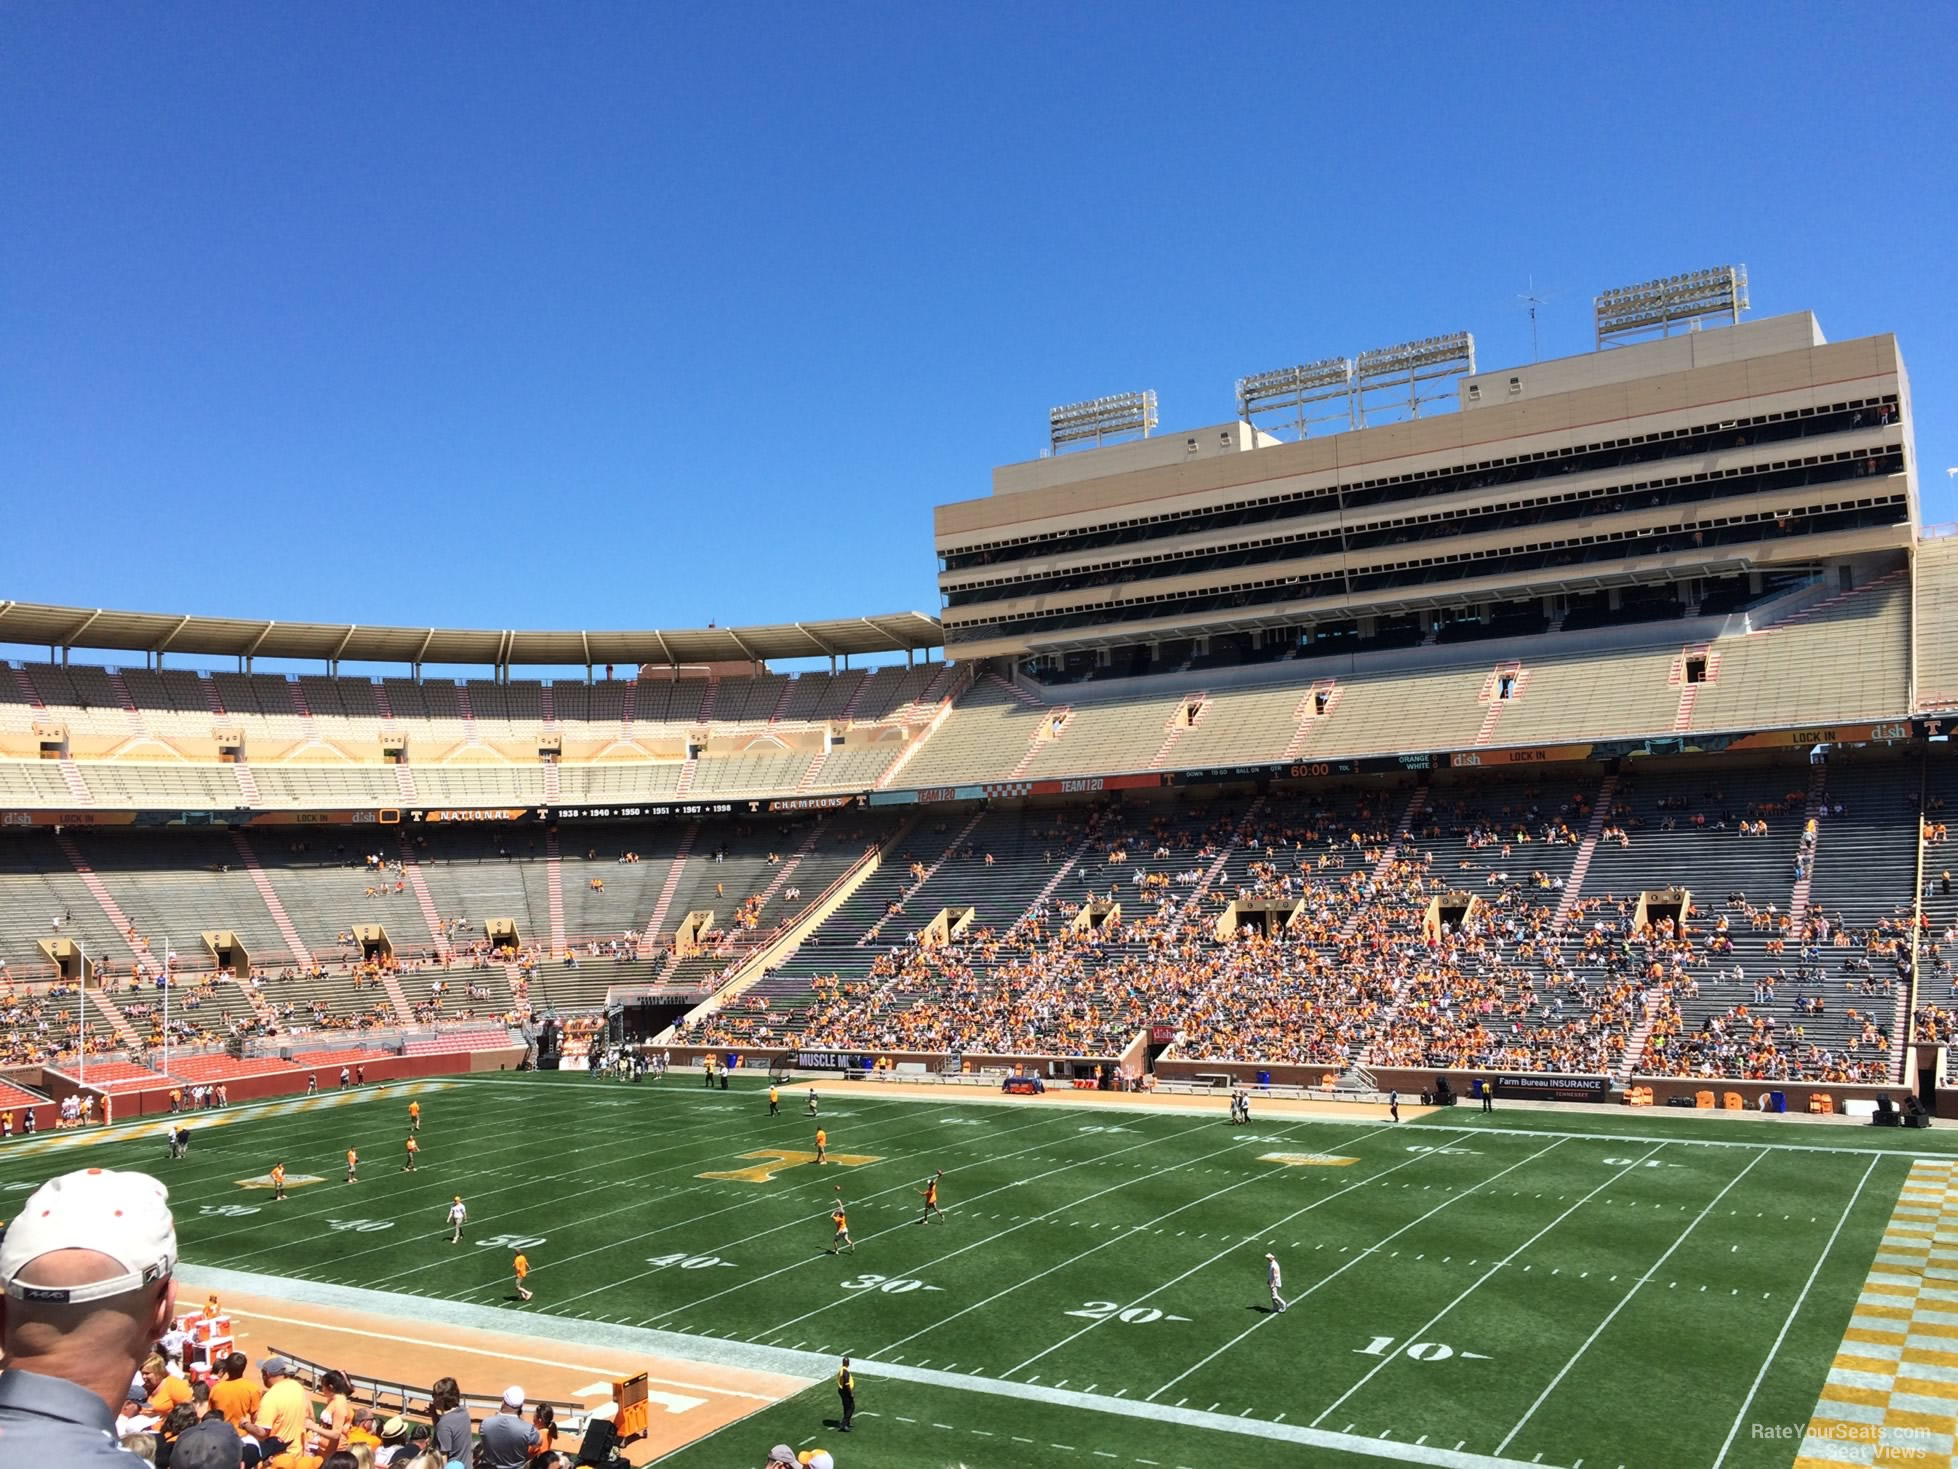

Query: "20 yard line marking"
<box><xmin>1708</xmin><ymin>1153</ymin><xmax>1881</xmax><ymax>1469</ymax></box>
<box><xmin>1310</xmin><ymin>1139</ymin><xmax>1673</xmax><ymax>1429</ymax></box>
<box><xmin>1003</xmin><ymin>1129</ymin><xmax>1486</xmax><ymax>1379</ymax></box>
<box><xmin>1149</xmin><ymin>1137</ymin><xmax>1569</xmax><ymax>1401</ymax></box>
<box><xmin>1494</xmin><ymin>1148</ymin><xmax>1769</xmax><ymax>1452</ymax></box>
<box><xmin>860</xmin><ymin>1120</ymin><xmax>1405</xmax><ymax>1357</ymax></box>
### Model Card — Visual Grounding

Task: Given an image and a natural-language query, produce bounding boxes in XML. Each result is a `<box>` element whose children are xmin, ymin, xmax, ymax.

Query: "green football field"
<box><xmin>5</xmin><ymin>1071</ymin><xmax>1954</xmax><ymax>1469</ymax></box>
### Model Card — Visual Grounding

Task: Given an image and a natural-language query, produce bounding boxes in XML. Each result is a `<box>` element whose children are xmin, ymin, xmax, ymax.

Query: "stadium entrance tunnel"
<box><xmin>1423</xmin><ymin>891</ymin><xmax>1483</xmax><ymax>941</ymax></box>
<box><xmin>1635</xmin><ymin>886</ymin><xmax>1691</xmax><ymax>930</ymax></box>
<box><xmin>352</xmin><ymin>923</ymin><xmax>392</xmax><ymax>962</ymax></box>
<box><xmin>37</xmin><ymin>935</ymin><xmax>97</xmax><ymax>983</ymax></box>
<box><xmin>921</xmin><ymin>906</ymin><xmax>976</xmax><ymax>947</ymax></box>
<box><xmin>1215</xmin><ymin>898</ymin><xmax>1300</xmax><ymax>940</ymax></box>
<box><xmin>675</xmin><ymin>910</ymin><xmax>715</xmax><ymax>957</ymax></box>
<box><xmin>1073</xmin><ymin>900</ymin><xmax>1121</xmax><ymax>934</ymax></box>
<box><xmin>486</xmin><ymin>916</ymin><xmax>521</xmax><ymax>952</ymax></box>
<box><xmin>202</xmin><ymin>929</ymin><xmax>253</xmax><ymax>976</ymax></box>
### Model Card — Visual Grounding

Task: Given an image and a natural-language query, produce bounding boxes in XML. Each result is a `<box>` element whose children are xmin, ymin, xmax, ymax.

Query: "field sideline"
<box><xmin>5</xmin><ymin>1071</ymin><xmax>1954</xmax><ymax>1469</ymax></box>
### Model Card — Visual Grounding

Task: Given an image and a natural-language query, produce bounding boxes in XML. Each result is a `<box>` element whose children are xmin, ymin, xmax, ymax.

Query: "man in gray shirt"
<box><xmin>479</xmin><ymin>1385</ymin><xmax>541</xmax><ymax>1469</ymax></box>
<box><xmin>0</xmin><ymin>1167</ymin><xmax>181</xmax><ymax>1467</ymax></box>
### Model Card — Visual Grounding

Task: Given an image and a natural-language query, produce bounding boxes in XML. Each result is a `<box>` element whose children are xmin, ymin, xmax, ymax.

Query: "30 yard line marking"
<box><xmin>1494</xmin><ymin>1147</ymin><xmax>1770</xmax><ymax>1452</ymax></box>
<box><xmin>631</xmin><ymin>1113</ymin><xmax>1229</xmax><ymax>1323</ymax></box>
<box><xmin>1708</xmin><ymin>1153</ymin><xmax>1882</xmax><ymax>1469</ymax></box>
<box><xmin>1310</xmin><ymin>1139</ymin><xmax>1672</xmax><ymax>1428</ymax></box>
<box><xmin>1149</xmin><ymin>1136</ymin><xmax>1570</xmax><ymax>1401</ymax></box>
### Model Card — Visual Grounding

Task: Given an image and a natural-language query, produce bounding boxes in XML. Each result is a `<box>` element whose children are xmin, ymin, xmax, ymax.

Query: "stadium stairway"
<box><xmin>638</xmin><ymin>822</ymin><xmax>700</xmax><ymax>956</ymax></box>
<box><xmin>1784</xmin><ymin>764</ymin><xmax>1829</xmax><ymax>921</ymax></box>
<box><xmin>230</xmin><ymin>832</ymin><xmax>314</xmax><ymax>965</ymax></box>
<box><xmin>57</xmin><ymin>757</ymin><xmax>93</xmax><ymax>804</ymax></box>
<box><xmin>393</xmin><ymin>833</ymin><xmax>453</xmax><ymax>959</ymax></box>
<box><xmin>1552</xmin><ymin>774</ymin><xmax>1620</xmax><ymax>930</ymax></box>
<box><xmin>856</xmin><ymin>810</ymin><xmax>985</xmax><ymax>948</ymax></box>
<box><xmin>545</xmin><ymin>829</ymin><xmax>567</xmax><ymax>958</ymax></box>
<box><xmin>53</xmin><ymin>832</ymin><xmax>146</xmax><ymax>965</ymax></box>
<box><xmin>1337</xmin><ymin>788</ymin><xmax>1426</xmax><ymax>943</ymax></box>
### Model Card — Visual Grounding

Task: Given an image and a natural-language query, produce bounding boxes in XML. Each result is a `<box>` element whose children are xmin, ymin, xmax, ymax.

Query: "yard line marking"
<box><xmin>179</xmin><ymin>1084</ymin><xmax>905</xmax><ymax>1260</ymax></box>
<box><xmin>421</xmin><ymin>1105</ymin><xmax>1060</xmax><ymax>1295</ymax></box>
<box><xmin>856</xmin><ymin>1120</ymin><xmax>1403</xmax><ymax>1356</ymax></box>
<box><xmin>346</xmin><ymin>1100</ymin><xmax>1055</xmax><ymax>1299</ymax></box>
<box><xmin>1708</xmin><ymin>1153</ymin><xmax>1886</xmax><ymax>1469</ymax></box>
<box><xmin>1150</xmin><ymin>1137</ymin><xmax>1569</xmax><ymax>1401</ymax></box>
<box><xmin>1003</xmin><ymin>1127</ymin><xmax>1463</xmax><ymax>1379</ymax></box>
<box><xmin>630</xmin><ymin>1114</ymin><xmax>1228</xmax><ymax>1322</ymax></box>
<box><xmin>1495</xmin><ymin>1148</ymin><xmax>1770</xmax><ymax>1452</ymax></box>
<box><xmin>1311</xmin><ymin>1140</ymin><xmax>1672</xmax><ymax>1428</ymax></box>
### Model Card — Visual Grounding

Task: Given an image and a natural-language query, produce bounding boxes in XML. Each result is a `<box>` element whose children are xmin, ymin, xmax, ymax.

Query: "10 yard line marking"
<box><xmin>1309</xmin><ymin>1139</ymin><xmax>1673</xmax><ymax>1429</ymax></box>
<box><xmin>1148</xmin><ymin>1136</ymin><xmax>1570</xmax><ymax>1402</ymax></box>
<box><xmin>1708</xmin><ymin>1153</ymin><xmax>1881</xmax><ymax>1469</ymax></box>
<box><xmin>1494</xmin><ymin>1148</ymin><xmax>1770</xmax><ymax>1453</ymax></box>
<box><xmin>869</xmin><ymin>1121</ymin><xmax>1406</xmax><ymax>1359</ymax></box>
<box><xmin>1001</xmin><ymin>1128</ymin><xmax>1472</xmax><ymax>1380</ymax></box>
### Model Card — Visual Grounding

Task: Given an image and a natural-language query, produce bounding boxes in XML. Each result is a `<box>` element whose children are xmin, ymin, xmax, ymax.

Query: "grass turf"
<box><xmin>4</xmin><ymin>1072</ymin><xmax>1953</xmax><ymax>1469</ymax></box>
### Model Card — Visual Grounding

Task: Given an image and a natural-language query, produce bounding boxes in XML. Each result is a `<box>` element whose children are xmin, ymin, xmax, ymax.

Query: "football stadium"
<box><xmin>6</xmin><ymin>259</ymin><xmax>1958</xmax><ymax>1469</ymax></box>
<box><xmin>7</xmin><ymin>7</ymin><xmax>1958</xmax><ymax>1467</ymax></box>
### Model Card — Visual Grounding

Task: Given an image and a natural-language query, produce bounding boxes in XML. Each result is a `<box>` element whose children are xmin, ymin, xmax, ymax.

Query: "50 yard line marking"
<box><xmin>1708</xmin><ymin>1153</ymin><xmax>1882</xmax><ymax>1469</ymax></box>
<box><xmin>447</xmin><ymin>1105</ymin><xmax>1091</xmax><ymax>1302</ymax></box>
<box><xmin>193</xmin><ymin>1088</ymin><xmax>940</xmax><ymax>1266</ymax></box>
<box><xmin>1147</xmin><ymin>1137</ymin><xmax>1570</xmax><ymax>1402</ymax></box>
<box><xmin>1309</xmin><ymin>1140</ymin><xmax>1673</xmax><ymax>1429</ymax></box>
<box><xmin>362</xmin><ymin>1103</ymin><xmax>1067</xmax><ymax>1291</ymax></box>
<box><xmin>1493</xmin><ymin>1147</ymin><xmax>1769</xmax><ymax>1453</ymax></box>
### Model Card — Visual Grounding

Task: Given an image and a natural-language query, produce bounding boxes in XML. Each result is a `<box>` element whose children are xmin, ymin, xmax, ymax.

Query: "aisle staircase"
<box><xmin>1552</xmin><ymin>774</ymin><xmax>1620</xmax><ymax>930</ymax></box>
<box><xmin>229</xmin><ymin>832</ymin><xmax>313</xmax><ymax>966</ymax></box>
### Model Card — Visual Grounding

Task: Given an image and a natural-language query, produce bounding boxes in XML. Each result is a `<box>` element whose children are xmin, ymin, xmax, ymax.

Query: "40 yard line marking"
<box><xmin>361</xmin><ymin>1101</ymin><xmax>1058</xmax><ymax>1294</ymax></box>
<box><xmin>599</xmin><ymin>1111</ymin><xmax>1231</xmax><ymax>1321</ymax></box>
<box><xmin>1309</xmin><ymin>1139</ymin><xmax>1673</xmax><ymax>1429</ymax></box>
<box><xmin>1494</xmin><ymin>1148</ymin><xmax>1770</xmax><ymax>1453</ymax></box>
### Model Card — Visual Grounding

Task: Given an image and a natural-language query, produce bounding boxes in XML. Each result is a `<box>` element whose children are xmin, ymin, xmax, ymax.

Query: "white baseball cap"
<box><xmin>501</xmin><ymin>1386</ymin><xmax>524</xmax><ymax>1408</ymax></box>
<box><xmin>0</xmin><ymin>1167</ymin><xmax>177</xmax><ymax>1304</ymax></box>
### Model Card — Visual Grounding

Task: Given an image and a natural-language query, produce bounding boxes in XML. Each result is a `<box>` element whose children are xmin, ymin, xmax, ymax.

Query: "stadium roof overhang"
<box><xmin>0</xmin><ymin>601</ymin><xmax>944</xmax><ymax>670</ymax></box>
<box><xmin>1019</xmin><ymin>558</ymin><xmax>1766</xmax><ymax>655</ymax></box>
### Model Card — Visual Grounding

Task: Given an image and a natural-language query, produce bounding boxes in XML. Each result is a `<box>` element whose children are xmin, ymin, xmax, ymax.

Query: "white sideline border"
<box><xmin>179</xmin><ymin>1265</ymin><xmax>1557</xmax><ymax>1469</ymax></box>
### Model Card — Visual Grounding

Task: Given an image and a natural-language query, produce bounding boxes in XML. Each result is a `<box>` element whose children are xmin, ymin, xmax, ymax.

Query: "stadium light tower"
<box><xmin>1048</xmin><ymin>391</ymin><xmax>1158</xmax><ymax>454</ymax></box>
<box><xmin>1353</xmin><ymin>332</ymin><xmax>1476</xmax><ymax>427</ymax></box>
<box><xmin>1235</xmin><ymin>357</ymin><xmax>1356</xmax><ymax>441</ymax></box>
<box><xmin>1594</xmin><ymin>264</ymin><xmax>1748</xmax><ymax>349</ymax></box>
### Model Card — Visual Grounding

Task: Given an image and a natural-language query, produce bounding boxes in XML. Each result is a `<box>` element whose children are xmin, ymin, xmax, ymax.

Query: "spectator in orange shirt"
<box><xmin>142</xmin><ymin>1353</ymin><xmax>193</xmax><ymax>1417</ymax></box>
<box><xmin>207</xmin><ymin>1352</ymin><xmax>262</xmax><ymax>1431</ymax></box>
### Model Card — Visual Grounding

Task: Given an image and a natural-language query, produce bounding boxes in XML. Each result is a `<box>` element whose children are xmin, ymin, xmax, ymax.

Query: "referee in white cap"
<box><xmin>0</xmin><ymin>1167</ymin><xmax>180</xmax><ymax>1465</ymax></box>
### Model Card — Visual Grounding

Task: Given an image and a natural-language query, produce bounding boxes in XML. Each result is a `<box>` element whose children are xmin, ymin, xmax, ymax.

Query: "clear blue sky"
<box><xmin>4</xmin><ymin>2</ymin><xmax>1954</xmax><ymax>658</ymax></box>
